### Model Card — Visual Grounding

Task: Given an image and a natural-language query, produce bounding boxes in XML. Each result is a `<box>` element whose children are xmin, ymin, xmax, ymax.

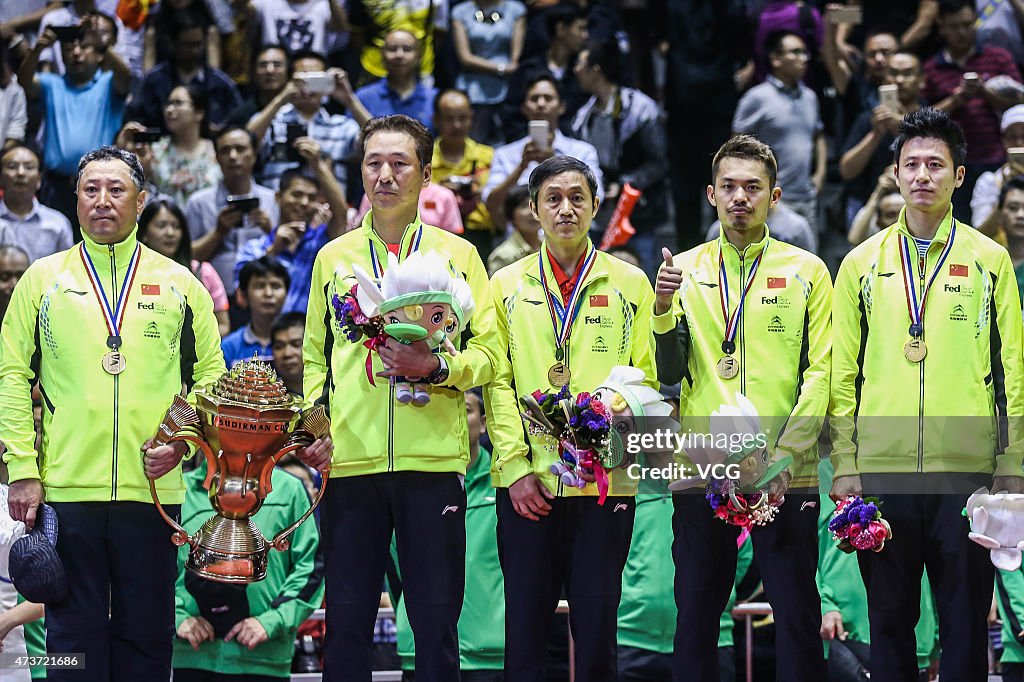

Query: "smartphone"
<box><xmin>296</xmin><ymin>72</ymin><xmax>335</xmax><ymax>95</ymax></box>
<box><xmin>1009</xmin><ymin>147</ymin><xmax>1024</xmax><ymax>169</ymax></box>
<box><xmin>964</xmin><ymin>71</ymin><xmax>980</xmax><ymax>83</ymax></box>
<box><xmin>226</xmin><ymin>194</ymin><xmax>260</xmax><ymax>213</ymax></box>
<box><xmin>528</xmin><ymin>120</ymin><xmax>550</xmax><ymax>150</ymax></box>
<box><xmin>134</xmin><ymin>128</ymin><xmax>162</xmax><ymax>144</ymax></box>
<box><xmin>51</xmin><ymin>25</ymin><xmax>82</xmax><ymax>43</ymax></box>
<box><xmin>285</xmin><ymin>123</ymin><xmax>307</xmax><ymax>163</ymax></box>
<box><xmin>878</xmin><ymin>84</ymin><xmax>900</xmax><ymax>110</ymax></box>
<box><xmin>829</xmin><ymin>6</ymin><xmax>862</xmax><ymax>25</ymax></box>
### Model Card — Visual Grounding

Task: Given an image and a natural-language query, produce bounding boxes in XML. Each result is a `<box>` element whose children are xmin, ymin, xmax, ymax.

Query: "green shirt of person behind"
<box><xmin>172</xmin><ymin>459</ymin><xmax>325</xmax><ymax>678</ymax></box>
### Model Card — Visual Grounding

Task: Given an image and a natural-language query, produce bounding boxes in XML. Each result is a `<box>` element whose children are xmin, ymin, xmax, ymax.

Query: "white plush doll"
<box><xmin>352</xmin><ymin>251</ymin><xmax>475</xmax><ymax>405</ymax></box>
<box><xmin>966</xmin><ymin>489</ymin><xmax>1024</xmax><ymax>570</ymax></box>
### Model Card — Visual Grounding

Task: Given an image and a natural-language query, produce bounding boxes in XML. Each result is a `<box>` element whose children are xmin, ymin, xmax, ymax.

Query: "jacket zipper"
<box><xmin>109</xmin><ymin>245</ymin><xmax>119</xmax><ymax>501</ymax></box>
<box><xmin>388</xmin><ymin>379</ymin><xmax>395</xmax><ymax>472</ymax></box>
<box><xmin>917</xmin><ymin>251</ymin><xmax>926</xmax><ymax>473</ymax></box>
<box><xmin>738</xmin><ymin>248</ymin><xmax>747</xmax><ymax>393</ymax></box>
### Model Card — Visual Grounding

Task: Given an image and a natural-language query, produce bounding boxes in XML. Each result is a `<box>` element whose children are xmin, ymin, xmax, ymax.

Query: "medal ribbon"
<box><xmin>538</xmin><ymin>245</ymin><xmax>597</xmax><ymax>356</ymax></box>
<box><xmin>718</xmin><ymin>245</ymin><xmax>766</xmax><ymax>349</ymax></box>
<box><xmin>368</xmin><ymin>224</ymin><xmax>424</xmax><ymax>279</ymax></box>
<box><xmin>898</xmin><ymin>220</ymin><xmax>956</xmax><ymax>335</ymax></box>
<box><xmin>79</xmin><ymin>243</ymin><xmax>141</xmax><ymax>348</ymax></box>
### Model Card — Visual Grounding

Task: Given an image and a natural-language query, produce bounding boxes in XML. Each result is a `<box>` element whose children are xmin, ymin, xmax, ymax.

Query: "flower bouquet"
<box><xmin>331</xmin><ymin>283</ymin><xmax>387</xmax><ymax>383</ymax></box>
<box><xmin>520</xmin><ymin>385</ymin><xmax>614</xmax><ymax>504</ymax></box>
<box><xmin>829</xmin><ymin>496</ymin><xmax>892</xmax><ymax>553</ymax></box>
<box><xmin>705</xmin><ymin>476</ymin><xmax>780</xmax><ymax>531</ymax></box>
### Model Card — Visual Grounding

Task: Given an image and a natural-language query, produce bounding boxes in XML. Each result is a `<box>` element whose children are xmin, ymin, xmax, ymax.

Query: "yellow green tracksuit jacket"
<box><xmin>0</xmin><ymin>229</ymin><xmax>226</xmax><ymax>504</ymax></box>
<box><xmin>654</xmin><ymin>229</ymin><xmax>832</xmax><ymax>489</ymax></box>
<box><xmin>303</xmin><ymin>212</ymin><xmax>501</xmax><ymax>477</ymax></box>
<box><xmin>830</xmin><ymin>207</ymin><xmax>1024</xmax><ymax>478</ymax></box>
<box><xmin>486</xmin><ymin>242</ymin><xmax>658</xmax><ymax>495</ymax></box>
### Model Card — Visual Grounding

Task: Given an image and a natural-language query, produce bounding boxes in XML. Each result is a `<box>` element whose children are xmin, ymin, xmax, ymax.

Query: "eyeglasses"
<box><xmin>165</xmin><ymin>99</ymin><xmax>194</xmax><ymax>110</ymax></box>
<box><xmin>474</xmin><ymin>9</ymin><xmax>502</xmax><ymax>23</ymax></box>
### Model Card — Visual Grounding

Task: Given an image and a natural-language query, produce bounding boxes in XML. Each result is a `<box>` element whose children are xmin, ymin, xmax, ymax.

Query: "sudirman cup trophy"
<box><xmin>149</xmin><ymin>360</ymin><xmax>330</xmax><ymax>583</ymax></box>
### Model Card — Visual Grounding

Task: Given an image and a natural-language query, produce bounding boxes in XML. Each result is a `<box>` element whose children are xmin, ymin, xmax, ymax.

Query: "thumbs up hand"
<box><xmin>655</xmin><ymin>247</ymin><xmax>682</xmax><ymax>315</ymax></box>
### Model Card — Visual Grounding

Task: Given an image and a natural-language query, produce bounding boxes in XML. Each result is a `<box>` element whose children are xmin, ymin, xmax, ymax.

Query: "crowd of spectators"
<box><xmin>6</xmin><ymin>0</ymin><xmax>1024</xmax><ymax>679</ymax></box>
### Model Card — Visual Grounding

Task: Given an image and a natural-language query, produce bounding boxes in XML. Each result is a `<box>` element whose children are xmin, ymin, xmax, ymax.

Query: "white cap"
<box><xmin>1001</xmin><ymin>104</ymin><xmax>1024</xmax><ymax>132</ymax></box>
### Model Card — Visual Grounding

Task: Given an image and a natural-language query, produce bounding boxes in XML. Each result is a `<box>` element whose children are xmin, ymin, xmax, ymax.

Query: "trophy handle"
<box><xmin>270</xmin><ymin>464</ymin><xmax>331</xmax><ymax>552</ymax></box>
<box><xmin>148</xmin><ymin>432</ymin><xmax>213</xmax><ymax>548</ymax></box>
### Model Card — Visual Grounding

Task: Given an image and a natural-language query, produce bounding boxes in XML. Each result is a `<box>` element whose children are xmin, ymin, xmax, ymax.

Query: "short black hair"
<box><xmin>169</xmin><ymin>9</ymin><xmax>207</xmax><ymax>38</ymax></box>
<box><xmin>271</xmin><ymin>311</ymin><xmax>306</xmax><ymax>340</ymax></box>
<box><xmin>999</xmin><ymin>176</ymin><xmax>1024</xmax><ymax>209</ymax></box>
<box><xmin>522</xmin><ymin>72</ymin><xmax>563</xmax><ymax>104</ymax></box>
<box><xmin>214</xmin><ymin>124</ymin><xmax>258</xmax><ymax>153</ymax></box>
<box><xmin>892</xmin><ymin>107</ymin><xmax>967</xmax><ymax>168</ymax></box>
<box><xmin>504</xmin><ymin>184</ymin><xmax>532</xmax><ymax>221</ymax></box>
<box><xmin>76</xmin><ymin>146</ymin><xmax>146</xmax><ymax>192</ymax></box>
<box><xmin>359</xmin><ymin>114</ymin><xmax>434</xmax><ymax>170</ymax></box>
<box><xmin>712</xmin><ymin>135</ymin><xmax>778</xmax><ymax>189</ymax></box>
<box><xmin>251</xmin><ymin>43</ymin><xmax>287</xmax><ymax>77</ymax></box>
<box><xmin>546</xmin><ymin>3</ymin><xmax>586</xmax><ymax>37</ymax></box>
<box><xmin>279</xmin><ymin>168</ymin><xmax>321</xmax><ymax>194</ymax></box>
<box><xmin>939</xmin><ymin>0</ymin><xmax>974</xmax><ymax>17</ymax></box>
<box><xmin>528</xmin><ymin>155</ymin><xmax>599</xmax><ymax>206</ymax></box>
<box><xmin>0</xmin><ymin>143</ymin><xmax>42</xmax><ymax>168</ymax></box>
<box><xmin>138</xmin><ymin>199</ymin><xmax>192</xmax><ymax>268</ymax></box>
<box><xmin>289</xmin><ymin>49</ymin><xmax>328</xmax><ymax>76</ymax></box>
<box><xmin>766</xmin><ymin>29</ymin><xmax>805</xmax><ymax>58</ymax></box>
<box><xmin>83</xmin><ymin>9</ymin><xmax>119</xmax><ymax>43</ymax></box>
<box><xmin>466</xmin><ymin>387</ymin><xmax>484</xmax><ymax>416</ymax></box>
<box><xmin>174</xmin><ymin>83</ymin><xmax>210</xmax><ymax>137</ymax></box>
<box><xmin>584</xmin><ymin>39</ymin><xmax>623</xmax><ymax>85</ymax></box>
<box><xmin>239</xmin><ymin>255</ymin><xmax>291</xmax><ymax>293</ymax></box>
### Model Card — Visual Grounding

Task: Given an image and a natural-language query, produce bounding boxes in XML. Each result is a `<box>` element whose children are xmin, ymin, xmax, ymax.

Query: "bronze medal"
<box><xmin>716</xmin><ymin>355</ymin><xmax>738</xmax><ymax>380</ymax></box>
<box><xmin>904</xmin><ymin>337</ymin><xmax>927</xmax><ymax>363</ymax></box>
<box><xmin>547</xmin><ymin>362</ymin><xmax>570</xmax><ymax>387</ymax></box>
<box><xmin>102</xmin><ymin>350</ymin><xmax>126</xmax><ymax>375</ymax></box>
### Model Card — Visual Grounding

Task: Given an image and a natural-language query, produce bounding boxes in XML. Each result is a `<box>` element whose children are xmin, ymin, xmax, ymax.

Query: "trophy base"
<box><xmin>187</xmin><ymin>516</ymin><xmax>270</xmax><ymax>584</ymax></box>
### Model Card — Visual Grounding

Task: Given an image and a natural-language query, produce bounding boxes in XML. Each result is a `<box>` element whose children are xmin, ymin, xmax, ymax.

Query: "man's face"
<box><xmin>573</xmin><ymin>49</ymin><xmax>600</xmax><ymax>93</ymax></box>
<box><xmin>895</xmin><ymin>136</ymin><xmax>965</xmax><ymax>214</ymax></box>
<box><xmin>76</xmin><ymin>159</ymin><xmax>146</xmax><ymax>244</ymax></box>
<box><xmin>382</xmin><ymin>30</ymin><xmax>419</xmax><ymax>78</ymax></box>
<box><xmin>62</xmin><ymin>37</ymin><xmax>103</xmax><ymax>82</ymax></box>
<box><xmin>435</xmin><ymin>93</ymin><xmax>473</xmax><ymax>142</ymax></box>
<box><xmin>531</xmin><ymin>170</ymin><xmax>597</xmax><ymax>246</ymax></box>
<box><xmin>770</xmin><ymin>34</ymin><xmax>809</xmax><ymax>83</ymax></box>
<box><xmin>558</xmin><ymin>18</ymin><xmax>588</xmax><ymax>54</ymax></box>
<box><xmin>707</xmin><ymin>156</ymin><xmax>780</xmax><ymax>234</ymax></box>
<box><xmin>277</xmin><ymin>177</ymin><xmax>319</xmax><ymax>224</ymax></box>
<box><xmin>243</xmin><ymin>273</ymin><xmax>287</xmax><ymax>316</ymax></box>
<box><xmin>216</xmin><ymin>129</ymin><xmax>256</xmax><ymax>179</ymax></box>
<box><xmin>1004</xmin><ymin>123</ymin><xmax>1024</xmax><ymax>151</ymax></box>
<box><xmin>877</xmin><ymin>193</ymin><xmax>905</xmax><ymax>228</ymax></box>
<box><xmin>172</xmin><ymin>27</ymin><xmax>205</xmax><ymax>70</ymax></box>
<box><xmin>362</xmin><ymin>130</ymin><xmax>429</xmax><ymax>214</ymax></box>
<box><xmin>0</xmin><ymin>147</ymin><xmax>41</xmax><ymax>199</ymax></box>
<box><xmin>511</xmin><ymin>197</ymin><xmax>541</xmax><ymax>238</ymax></box>
<box><xmin>521</xmin><ymin>80</ymin><xmax>564</xmax><ymax>128</ymax></box>
<box><xmin>254</xmin><ymin>47</ymin><xmax>288</xmax><ymax>93</ymax></box>
<box><xmin>1001</xmin><ymin>188</ymin><xmax>1024</xmax><ymax>244</ymax></box>
<box><xmin>864</xmin><ymin>33</ymin><xmax>898</xmax><ymax>81</ymax></box>
<box><xmin>272</xmin><ymin>324</ymin><xmax>304</xmax><ymax>383</ymax></box>
<box><xmin>0</xmin><ymin>251</ymin><xmax>29</xmax><ymax>303</ymax></box>
<box><xmin>938</xmin><ymin>6</ymin><xmax>977</xmax><ymax>54</ymax></box>
<box><xmin>465</xmin><ymin>391</ymin><xmax>485</xmax><ymax>454</ymax></box>
<box><xmin>886</xmin><ymin>53</ymin><xmax>923</xmax><ymax>105</ymax></box>
<box><xmin>292</xmin><ymin>56</ymin><xmax>329</xmax><ymax>111</ymax></box>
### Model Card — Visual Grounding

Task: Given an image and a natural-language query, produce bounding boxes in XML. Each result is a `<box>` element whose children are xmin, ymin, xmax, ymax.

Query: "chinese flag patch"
<box><xmin>949</xmin><ymin>264</ymin><xmax>968</xmax><ymax>277</ymax></box>
<box><xmin>589</xmin><ymin>295</ymin><xmax>608</xmax><ymax>307</ymax></box>
<box><xmin>141</xmin><ymin>284</ymin><xmax>161</xmax><ymax>295</ymax></box>
<box><xmin>767</xmin><ymin>277</ymin><xmax>786</xmax><ymax>289</ymax></box>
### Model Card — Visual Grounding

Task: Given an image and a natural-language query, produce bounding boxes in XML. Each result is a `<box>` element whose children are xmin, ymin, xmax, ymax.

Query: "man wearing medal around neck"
<box><xmin>485</xmin><ymin>155</ymin><xmax>657</xmax><ymax>681</ymax></box>
<box><xmin>831</xmin><ymin>107</ymin><xmax>1024</xmax><ymax>681</ymax></box>
<box><xmin>300</xmin><ymin>114</ymin><xmax>501</xmax><ymax>682</ymax></box>
<box><xmin>654</xmin><ymin>135</ymin><xmax>832</xmax><ymax>682</ymax></box>
<box><xmin>0</xmin><ymin>146</ymin><xmax>228</xmax><ymax>680</ymax></box>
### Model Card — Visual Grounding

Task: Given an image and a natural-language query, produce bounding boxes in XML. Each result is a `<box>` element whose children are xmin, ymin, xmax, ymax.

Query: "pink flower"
<box><xmin>835</xmin><ymin>497</ymin><xmax>853</xmax><ymax>514</ymax></box>
<box><xmin>869</xmin><ymin>521</ymin><xmax>890</xmax><ymax>543</ymax></box>
<box><xmin>353</xmin><ymin>313</ymin><xmax>369</xmax><ymax>325</ymax></box>
<box><xmin>715</xmin><ymin>508</ymin><xmax>730</xmax><ymax>520</ymax></box>
<box><xmin>576</xmin><ymin>391</ymin><xmax>591</xmax><ymax>406</ymax></box>
<box><xmin>590</xmin><ymin>400</ymin><xmax>610</xmax><ymax>418</ymax></box>
<box><xmin>731</xmin><ymin>513</ymin><xmax>750</xmax><ymax>528</ymax></box>
<box><xmin>847</xmin><ymin>523</ymin><xmax>862</xmax><ymax>538</ymax></box>
<box><xmin>851</xmin><ymin>531</ymin><xmax>877</xmax><ymax>551</ymax></box>
<box><xmin>531</xmin><ymin>390</ymin><xmax>545</xmax><ymax>401</ymax></box>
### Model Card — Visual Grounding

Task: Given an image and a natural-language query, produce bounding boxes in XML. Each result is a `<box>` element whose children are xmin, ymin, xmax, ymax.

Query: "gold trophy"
<box><xmin>149</xmin><ymin>360</ymin><xmax>330</xmax><ymax>583</ymax></box>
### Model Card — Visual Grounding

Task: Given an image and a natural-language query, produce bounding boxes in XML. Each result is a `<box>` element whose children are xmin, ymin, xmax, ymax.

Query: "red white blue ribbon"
<box><xmin>79</xmin><ymin>243</ymin><xmax>141</xmax><ymax>348</ymax></box>
<box><xmin>718</xmin><ymin>245</ymin><xmax>766</xmax><ymax>348</ymax></box>
<box><xmin>898</xmin><ymin>220</ymin><xmax>956</xmax><ymax>336</ymax></box>
<box><xmin>368</xmin><ymin>224</ymin><xmax>423</xmax><ymax>279</ymax></box>
<box><xmin>538</xmin><ymin>245</ymin><xmax>597</xmax><ymax>357</ymax></box>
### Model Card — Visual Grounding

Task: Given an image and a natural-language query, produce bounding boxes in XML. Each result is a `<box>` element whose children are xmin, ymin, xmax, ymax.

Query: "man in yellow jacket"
<box><xmin>0</xmin><ymin>146</ymin><xmax>226</xmax><ymax>681</ymax></box>
<box><xmin>655</xmin><ymin>135</ymin><xmax>832</xmax><ymax>682</ymax></box>
<box><xmin>486</xmin><ymin>155</ymin><xmax>657</xmax><ymax>681</ymax></box>
<box><xmin>831</xmin><ymin>107</ymin><xmax>1024</xmax><ymax>682</ymax></box>
<box><xmin>301</xmin><ymin>115</ymin><xmax>501</xmax><ymax>682</ymax></box>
